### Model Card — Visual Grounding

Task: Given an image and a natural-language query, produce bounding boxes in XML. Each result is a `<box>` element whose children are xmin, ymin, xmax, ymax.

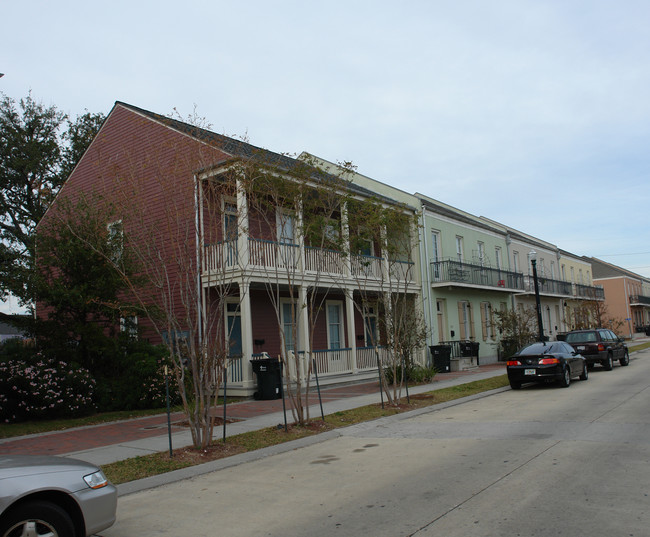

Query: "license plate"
<box><xmin>576</xmin><ymin>346</ymin><xmax>585</xmax><ymax>351</ymax></box>
<box><xmin>524</xmin><ymin>369</ymin><xmax>536</xmax><ymax>376</ymax></box>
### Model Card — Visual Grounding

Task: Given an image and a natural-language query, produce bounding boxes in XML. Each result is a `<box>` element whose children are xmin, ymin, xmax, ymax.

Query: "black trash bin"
<box><xmin>429</xmin><ymin>345</ymin><xmax>452</xmax><ymax>373</ymax></box>
<box><xmin>250</xmin><ymin>358</ymin><xmax>282</xmax><ymax>400</ymax></box>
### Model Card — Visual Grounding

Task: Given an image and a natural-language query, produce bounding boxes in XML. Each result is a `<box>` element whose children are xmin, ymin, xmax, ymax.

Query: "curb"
<box><xmin>117</xmin><ymin>385</ymin><xmax>511</xmax><ymax>497</ymax></box>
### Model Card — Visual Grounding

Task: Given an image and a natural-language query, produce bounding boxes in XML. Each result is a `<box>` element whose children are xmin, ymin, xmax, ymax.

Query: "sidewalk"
<box><xmin>0</xmin><ymin>363</ymin><xmax>507</xmax><ymax>467</ymax></box>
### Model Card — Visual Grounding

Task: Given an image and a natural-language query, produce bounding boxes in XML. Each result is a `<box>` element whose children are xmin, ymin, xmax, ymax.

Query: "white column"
<box><xmin>235</xmin><ymin>176</ymin><xmax>249</xmax><ymax>267</ymax></box>
<box><xmin>299</xmin><ymin>285</ymin><xmax>310</xmax><ymax>381</ymax></box>
<box><xmin>345</xmin><ymin>289</ymin><xmax>357</xmax><ymax>374</ymax></box>
<box><xmin>239</xmin><ymin>282</ymin><xmax>254</xmax><ymax>387</ymax></box>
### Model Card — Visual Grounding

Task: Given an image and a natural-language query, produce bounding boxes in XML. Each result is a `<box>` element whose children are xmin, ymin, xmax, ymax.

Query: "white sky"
<box><xmin>3</xmin><ymin>0</ymin><xmax>650</xmax><ymax>311</ymax></box>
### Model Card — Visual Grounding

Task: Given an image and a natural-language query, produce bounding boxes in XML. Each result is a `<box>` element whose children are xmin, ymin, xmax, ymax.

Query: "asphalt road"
<box><xmin>102</xmin><ymin>350</ymin><xmax>650</xmax><ymax>537</ymax></box>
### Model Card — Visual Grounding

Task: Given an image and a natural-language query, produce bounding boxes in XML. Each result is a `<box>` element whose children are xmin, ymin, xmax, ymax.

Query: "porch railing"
<box><xmin>523</xmin><ymin>275</ymin><xmax>573</xmax><ymax>296</ymax></box>
<box><xmin>431</xmin><ymin>259</ymin><xmax>524</xmax><ymax>290</ymax></box>
<box><xmin>574</xmin><ymin>283</ymin><xmax>605</xmax><ymax>300</ymax></box>
<box><xmin>205</xmin><ymin>239</ymin><xmax>415</xmax><ymax>285</ymax></box>
<box><xmin>630</xmin><ymin>294</ymin><xmax>650</xmax><ymax>306</ymax></box>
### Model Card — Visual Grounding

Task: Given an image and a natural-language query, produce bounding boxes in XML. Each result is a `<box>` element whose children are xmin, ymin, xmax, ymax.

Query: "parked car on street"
<box><xmin>565</xmin><ymin>329</ymin><xmax>629</xmax><ymax>370</ymax></box>
<box><xmin>0</xmin><ymin>455</ymin><xmax>117</xmax><ymax>537</ymax></box>
<box><xmin>507</xmin><ymin>341</ymin><xmax>588</xmax><ymax>390</ymax></box>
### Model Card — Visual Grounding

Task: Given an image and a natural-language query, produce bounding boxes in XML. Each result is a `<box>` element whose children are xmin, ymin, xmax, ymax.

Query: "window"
<box><xmin>226</xmin><ymin>301</ymin><xmax>242</xmax><ymax>356</ymax></box>
<box><xmin>107</xmin><ymin>220</ymin><xmax>123</xmax><ymax>263</ymax></box>
<box><xmin>513</xmin><ymin>251</ymin><xmax>520</xmax><ymax>273</ymax></box>
<box><xmin>223</xmin><ymin>198</ymin><xmax>238</xmax><ymax>263</ymax></box>
<box><xmin>495</xmin><ymin>247</ymin><xmax>502</xmax><ymax>272</ymax></box>
<box><xmin>561</xmin><ymin>264</ymin><xmax>566</xmax><ymax>280</ymax></box>
<box><xmin>578</xmin><ymin>269</ymin><xmax>583</xmax><ymax>284</ymax></box>
<box><xmin>550</xmin><ymin>261</ymin><xmax>555</xmax><ymax>279</ymax></box>
<box><xmin>223</xmin><ymin>198</ymin><xmax>238</xmax><ymax>241</ymax></box>
<box><xmin>431</xmin><ymin>231</ymin><xmax>441</xmax><ymax>280</ymax></box>
<box><xmin>436</xmin><ymin>299</ymin><xmax>446</xmax><ymax>342</ymax></box>
<box><xmin>455</xmin><ymin>236</ymin><xmax>464</xmax><ymax>263</ymax></box>
<box><xmin>457</xmin><ymin>301</ymin><xmax>474</xmax><ymax>340</ymax></box>
<box><xmin>326</xmin><ymin>301</ymin><xmax>344</xmax><ymax>349</ymax></box>
<box><xmin>120</xmin><ymin>315</ymin><xmax>138</xmax><ymax>339</ymax></box>
<box><xmin>276</xmin><ymin>208</ymin><xmax>295</xmax><ymax>245</ymax></box>
<box><xmin>363</xmin><ymin>304</ymin><xmax>378</xmax><ymax>346</ymax></box>
<box><xmin>281</xmin><ymin>301</ymin><xmax>298</xmax><ymax>352</ymax></box>
<box><xmin>480</xmin><ymin>302</ymin><xmax>492</xmax><ymax>341</ymax></box>
<box><xmin>477</xmin><ymin>242</ymin><xmax>485</xmax><ymax>266</ymax></box>
<box><xmin>570</xmin><ymin>267</ymin><xmax>575</xmax><ymax>282</ymax></box>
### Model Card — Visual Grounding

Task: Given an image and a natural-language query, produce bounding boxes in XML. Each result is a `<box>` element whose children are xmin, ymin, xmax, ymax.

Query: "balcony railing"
<box><xmin>523</xmin><ymin>275</ymin><xmax>573</xmax><ymax>296</ymax></box>
<box><xmin>630</xmin><ymin>294</ymin><xmax>650</xmax><ymax>306</ymax></box>
<box><xmin>430</xmin><ymin>259</ymin><xmax>524</xmax><ymax>290</ymax></box>
<box><xmin>204</xmin><ymin>239</ymin><xmax>415</xmax><ymax>284</ymax></box>
<box><xmin>574</xmin><ymin>283</ymin><xmax>605</xmax><ymax>300</ymax></box>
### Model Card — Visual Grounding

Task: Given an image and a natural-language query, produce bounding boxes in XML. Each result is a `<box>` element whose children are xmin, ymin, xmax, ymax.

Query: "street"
<box><xmin>102</xmin><ymin>350</ymin><xmax>650</xmax><ymax>537</ymax></box>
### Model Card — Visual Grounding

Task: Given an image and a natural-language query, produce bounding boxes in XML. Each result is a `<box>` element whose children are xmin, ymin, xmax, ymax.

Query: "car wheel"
<box><xmin>559</xmin><ymin>367</ymin><xmax>571</xmax><ymax>388</ymax></box>
<box><xmin>580</xmin><ymin>363</ymin><xmax>589</xmax><ymax>381</ymax></box>
<box><xmin>603</xmin><ymin>354</ymin><xmax>614</xmax><ymax>371</ymax></box>
<box><xmin>620</xmin><ymin>351</ymin><xmax>630</xmax><ymax>366</ymax></box>
<box><xmin>509</xmin><ymin>380</ymin><xmax>522</xmax><ymax>390</ymax></box>
<box><xmin>0</xmin><ymin>501</ymin><xmax>75</xmax><ymax>537</ymax></box>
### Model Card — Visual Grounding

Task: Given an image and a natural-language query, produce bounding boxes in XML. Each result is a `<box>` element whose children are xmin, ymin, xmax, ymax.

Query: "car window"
<box><xmin>559</xmin><ymin>342</ymin><xmax>574</xmax><ymax>354</ymax></box>
<box><xmin>518</xmin><ymin>343</ymin><xmax>550</xmax><ymax>355</ymax></box>
<box><xmin>598</xmin><ymin>330</ymin><xmax>611</xmax><ymax>342</ymax></box>
<box><xmin>607</xmin><ymin>330</ymin><xmax>618</xmax><ymax>341</ymax></box>
<box><xmin>566</xmin><ymin>331</ymin><xmax>596</xmax><ymax>343</ymax></box>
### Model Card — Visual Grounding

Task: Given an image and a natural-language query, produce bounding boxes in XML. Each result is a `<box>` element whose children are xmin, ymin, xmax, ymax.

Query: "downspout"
<box><xmin>194</xmin><ymin>174</ymin><xmax>203</xmax><ymax>348</ymax></box>
<box><xmin>420</xmin><ymin>203</ymin><xmax>434</xmax><ymax>348</ymax></box>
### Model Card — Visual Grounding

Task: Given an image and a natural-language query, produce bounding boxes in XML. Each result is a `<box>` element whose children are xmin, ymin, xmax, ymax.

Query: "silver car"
<box><xmin>0</xmin><ymin>455</ymin><xmax>117</xmax><ymax>537</ymax></box>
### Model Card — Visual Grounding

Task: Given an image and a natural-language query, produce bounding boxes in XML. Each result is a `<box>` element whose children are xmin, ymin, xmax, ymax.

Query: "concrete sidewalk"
<box><xmin>1</xmin><ymin>364</ymin><xmax>508</xmax><ymax>467</ymax></box>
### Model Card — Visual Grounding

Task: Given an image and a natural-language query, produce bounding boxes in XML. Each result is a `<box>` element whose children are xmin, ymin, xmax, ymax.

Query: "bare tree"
<box><xmin>238</xmin><ymin>154</ymin><xmax>351</xmax><ymax>425</ymax></box>
<box><xmin>345</xmin><ymin>195</ymin><xmax>425</xmax><ymax>405</ymax></box>
<box><xmin>494</xmin><ymin>306</ymin><xmax>538</xmax><ymax>358</ymax></box>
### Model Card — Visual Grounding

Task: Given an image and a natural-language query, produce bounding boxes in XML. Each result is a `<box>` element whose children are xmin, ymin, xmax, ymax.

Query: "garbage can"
<box><xmin>429</xmin><ymin>345</ymin><xmax>452</xmax><ymax>373</ymax></box>
<box><xmin>250</xmin><ymin>358</ymin><xmax>282</xmax><ymax>400</ymax></box>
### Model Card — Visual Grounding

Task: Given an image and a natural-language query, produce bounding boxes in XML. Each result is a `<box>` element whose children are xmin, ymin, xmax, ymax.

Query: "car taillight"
<box><xmin>597</xmin><ymin>344</ymin><xmax>605</xmax><ymax>351</ymax></box>
<box><xmin>507</xmin><ymin>360</ymin><xmax>521</xmax><ymax>366</ymax></box>
<box><xmin>538</xmin><ymin>358</ymin><xmax>560</xmax><ymax>365</ymax></box>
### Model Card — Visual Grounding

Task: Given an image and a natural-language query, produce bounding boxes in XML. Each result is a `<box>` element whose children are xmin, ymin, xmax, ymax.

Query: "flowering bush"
<box><xmin>0</xmin><ymin>354</ymin><xmax>96</xmax><ymax>423</ymax></box>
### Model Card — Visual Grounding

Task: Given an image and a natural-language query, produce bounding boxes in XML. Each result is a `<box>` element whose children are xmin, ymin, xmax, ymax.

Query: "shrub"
<box><xmin>384</xmin><ymin>364</ymin><xmax>437</xmax><ymax>384</ymax></box>
<box><xmin>92</xmin><ymin>340</ymin><xmax>180</xmax><ymax>412</ymax></box>
<box><xmin>0</xmin><ymin>353</ymin><xmax>95</xmax><ymax>423</ymax></box>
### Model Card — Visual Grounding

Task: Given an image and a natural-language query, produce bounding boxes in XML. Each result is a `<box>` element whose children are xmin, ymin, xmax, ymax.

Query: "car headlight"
<box><xmin>84</xmin><ymin>470</ymin><xmax>109</xmax><ymax>489</ymax></box>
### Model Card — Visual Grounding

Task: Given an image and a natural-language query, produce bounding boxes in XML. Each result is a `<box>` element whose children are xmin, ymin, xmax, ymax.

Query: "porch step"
<box><xmin>450</xmin><ymin>356</ymin><xmax>479</xmax><ymax>372</ymax></box>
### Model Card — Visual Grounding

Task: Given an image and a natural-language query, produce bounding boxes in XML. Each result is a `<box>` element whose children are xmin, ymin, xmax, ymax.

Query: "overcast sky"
<box><xmin>3</xmin><ymin>0</ymin><xmax>650</xmax><ymax>311</ymax></box>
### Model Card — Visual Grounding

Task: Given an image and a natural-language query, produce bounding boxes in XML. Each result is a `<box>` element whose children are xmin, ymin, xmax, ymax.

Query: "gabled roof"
<box><xmin>588</xmin><ymin>256</ymin><xmax>648</xmax><ymax>282</ymax></box>
<box><xmin>115</xmin><ymin>102</ymin><xmax>385</xmax><ymax>201</ymax></box>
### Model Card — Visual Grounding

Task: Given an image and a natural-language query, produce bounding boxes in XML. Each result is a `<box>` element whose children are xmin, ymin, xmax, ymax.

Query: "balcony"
<box><xmin>203</xmin><ymin>239</ymin><xmax>415</xmax><ymax>285</ymax></box>
<box><xmin>629</xmin><ymin>295</ymin><xmax>650</xmax><ymax>306</ymax></box>
<box><xmin>523</xmin><ymin>275</ymin><xmax>573</xmax><ymax>296</ymax></box>
<box><xmin>573</xmin><ymin>283</ymin><xmax>605</xmax><ymax>300</ymax></box>
<box><xmin>430</xmin><ymin>259</ymin><xmax>524</xmax><ymax>291</ymax></box>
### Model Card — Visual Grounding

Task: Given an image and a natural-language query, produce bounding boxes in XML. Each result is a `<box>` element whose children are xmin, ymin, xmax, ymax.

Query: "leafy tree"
<box><xmin>33</xmin><ymin>194</ymin><xmax>144</xmax><ymax>372</ymax></box>
<box><xmin>0</xmin><ymin>92</ymin><xmax>104</xmax><ymax>309</ymax></box>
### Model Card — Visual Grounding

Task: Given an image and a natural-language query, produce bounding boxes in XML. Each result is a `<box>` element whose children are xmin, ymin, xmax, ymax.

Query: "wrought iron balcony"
<box><xmin>430</xmin><ymin>259</ymin><xmax>524</xmax><ymax>290</ymax></box>
<box><xmin>629</xmin><ymin>294</ymin><xmax>650</xmax><ymax>306</ymax></box>
<box><xmin>573</xmin><ymin>283</ymin><xmax>605</xmax><ymax>300</ymax></box>
<box><xmin>523</xmin><ymin>275</ymin><xmax>573</xmax><ymax>296</ymax></box>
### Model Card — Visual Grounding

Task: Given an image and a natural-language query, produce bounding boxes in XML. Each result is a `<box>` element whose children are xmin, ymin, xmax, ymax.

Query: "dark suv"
<box><xmin>565</xmin><ymin>329</ymin><xmax>629</xmax><ymax>370</ymax></box>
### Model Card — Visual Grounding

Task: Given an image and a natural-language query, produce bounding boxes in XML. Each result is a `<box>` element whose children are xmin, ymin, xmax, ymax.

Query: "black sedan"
<box><xmin>507</xmin><ymin>341</ymin><xmax>588</xmax><ymax>390</ymax></box>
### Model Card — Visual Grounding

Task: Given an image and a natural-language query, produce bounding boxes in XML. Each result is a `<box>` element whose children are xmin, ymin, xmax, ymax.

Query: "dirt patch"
<box><xmin>410</xmin><ymin>394</ymin><xmax>435</xmax><ymax>400</ymax></box>
<box><xmin>170</xmin><ymin>442</ymin><xmax>248</xmax><ymax>464</ymax></box>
